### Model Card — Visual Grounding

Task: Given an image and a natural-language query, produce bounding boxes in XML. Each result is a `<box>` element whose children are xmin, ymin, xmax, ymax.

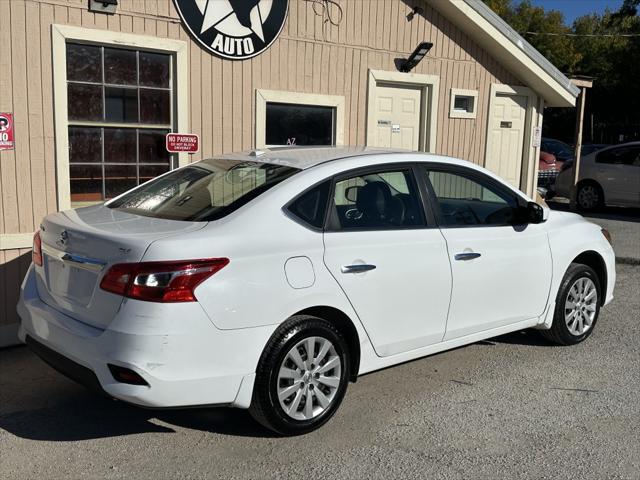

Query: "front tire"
<box><xmin>249</xmin><ymin>315</ymin><xmax>350</xmax><ymax>435</ymax></box>
<box><xmin>541</xmin><ymin>263</ymin><xmax>601</xmax><ymax>345</ymax></box>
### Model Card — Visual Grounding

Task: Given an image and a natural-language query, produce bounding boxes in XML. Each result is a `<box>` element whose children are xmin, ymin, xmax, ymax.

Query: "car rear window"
<box><xmin>107</xmin><ymin>159</ymin><xmax>300</xmax><ymax>221</ymax></box>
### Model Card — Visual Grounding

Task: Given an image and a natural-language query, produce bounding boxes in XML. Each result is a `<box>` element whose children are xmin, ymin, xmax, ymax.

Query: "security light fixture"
<box><xmin>89</xmin><ymin>0</ymin><xmax>118</xmax><ymax>15</ymax></box>
<box><xmin>399</xmin><ymin>42</ymin><xmax>433</xmax><ymax>73</ymax></box>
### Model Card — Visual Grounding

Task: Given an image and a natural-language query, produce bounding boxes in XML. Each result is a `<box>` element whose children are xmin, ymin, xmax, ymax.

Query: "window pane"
<box><xmin>266</xmin><ymin>103</ymin><xmax>334</xmax><ymax>146</ymax></box>
<box><xmin>139</xmin><ymin>130</ymin><xmax>170</xmax><ymax>163</ymax></box>
<box><xmin>139</xmin><ymin>164</ymin><xmax>170</xmax><ymax>183</ymax></box>
<box><xmin>68</xmin><ymin>84</ymin><xmax>103</xmax><ymax>121</ymax></box>
<box><xmin>104</xmin><ymin>48</ymin><xmax>137</xmax><ymax>85</ymax></box>
<box><xmin>139</xmin><ymin>52</ymin><xmax>170</xmax><ymax>88</ymax></box>
<box><xmin>69</xmin><ymin>127</ymin><xmax>102</xmax><ymax>163</ymax></box>
<box><xmin>331</xmin><ymin>171</ymin><xmax>424</xmax><ymax>230</ymax></box>
<box><xmin>288</xmin><ymin>181</ymin><xmax>330</xmax><ymax>229</ymax></box>
<box><xmin>105</xmin><ymin>87</ymin><xmax>138</xmax><ymax>123</ymax></box>
<box><xmin>454</xmin><ymin>96</ymin><xmax>474</xmax><ymax>113</ymax></box>
<box><xmin>66</xmin><ymin>43</ymin><xmax>102</xmax><ymax>82</ymax></box>
<box><xmin>70</xmin><ymin>165</ymin><xmax>103</xmax><ymax>202</ymax></box>
<box><xmin>104</xmin><ymin>128</ymin><xmax>136</xmax><ymax>163</ymax></box>
<box><xmin>426</xmin><ymin>170</ymin><xmax>519</xmax><ymax>226</ymax></box>
<box><xmin>140</xmin><ymin>89</ymin><xmax>170</xmax><ymax>124</ymax></box>
<box><xmin>105</xmin><ymin>164</ymin><xmax>137</xmax><ymax>199</ymax></box>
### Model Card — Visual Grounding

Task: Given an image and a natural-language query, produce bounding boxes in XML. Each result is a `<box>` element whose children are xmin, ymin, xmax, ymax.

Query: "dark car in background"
<box><xmin>541</xmin><ymin>138</ymin><xmax>574</xmax><ymax>163</ymax></box>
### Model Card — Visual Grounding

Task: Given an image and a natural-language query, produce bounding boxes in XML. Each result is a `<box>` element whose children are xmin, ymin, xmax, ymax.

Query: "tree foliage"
<box><xmin>483</xmin><ymin>0</ymin><xmax>640</xmax><ymax>143</ymax></box>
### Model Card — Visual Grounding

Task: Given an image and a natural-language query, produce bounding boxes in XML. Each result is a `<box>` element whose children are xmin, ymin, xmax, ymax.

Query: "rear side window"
<box><xmin>596</xmin><ymin>146</ymin><xmax>640</xmax><ymax>166</ymax></box>
<box><xmin>328</xmin><ymin>169</ymin><xmax>425</xmax><ymax>230</ymax></box>
<box><xmin>108</xmin><ymin>159</ymin><xmax>300</xmax><ymax>221</ymax></box>
<box><xmin>287</xmin><ymin>181</ymin><xmax>330</xmax><ymax>229</ymax></box>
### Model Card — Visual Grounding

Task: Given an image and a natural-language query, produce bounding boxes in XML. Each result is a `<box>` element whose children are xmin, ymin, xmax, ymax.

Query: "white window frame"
<box><xmin>255</xmin><ymin>89</ymin><xmax>345</xmax><ymax>149</ymax></box>
<box><xmin>52</xmin><ymin>24</ymin><xmax>189</xmax><ymax>211</ymax></box>
<box><xmin>449</xmin><ymin>88</ymin><xmax>479</xmax><ymax>119</ymax></box>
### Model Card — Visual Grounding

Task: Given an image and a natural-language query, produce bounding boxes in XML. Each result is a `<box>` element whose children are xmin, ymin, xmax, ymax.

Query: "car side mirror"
<box><xmin>526</xmin><ymin>201</ymin><xmax>545</xmax><ymax>224</ymax></box>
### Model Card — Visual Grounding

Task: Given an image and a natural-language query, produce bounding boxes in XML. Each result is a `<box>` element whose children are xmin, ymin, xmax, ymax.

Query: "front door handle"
<box><xmin>341</xmin><ymin>264</ymin><xmax>377</xmax><ymax>274</ymax></box>
<box><xmin>454</xmin><ymin>252</ymin><xmax>481</xmax><ymax>261</ymax></box>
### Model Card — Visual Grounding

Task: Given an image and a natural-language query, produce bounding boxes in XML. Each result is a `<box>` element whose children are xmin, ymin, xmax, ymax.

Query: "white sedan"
<box><xmin>553</xmin><ymin>142</ymin><xmax>640</xmax><ymax>210</ymax></box>
<box><xmin>18</xmin><ymin>147</ymin><xmax>616</xmax><ymax>435</ymax></box>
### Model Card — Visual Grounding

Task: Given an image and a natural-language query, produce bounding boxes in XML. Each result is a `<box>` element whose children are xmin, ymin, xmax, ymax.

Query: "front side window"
<box><xmin>265</xmin><ymin>102</ymin><xmax>335</xmax><ymax>147</ymax></box>
<box><xmin>108</xmin><ymin>160</ymin><xmax>300</xmax><ymax>221</ymax></box>
<box><xmin>596</xmin><ymin>146</ymin><xmax>640</xmax><ymax>166</ymax></box>
<box><xmin>328</xmin><ymin>169</ymin><xmax>425</xmax><ymax>230</ymax></box>
<box><xmin>66</xmin><ymin>43</ymin><xmax>173</xmax><ymax>205</ymax></box>
<box><xmin>425</xmin><ymin>169</ymin><xmax>520</xmax><ymax>227</ymax></box>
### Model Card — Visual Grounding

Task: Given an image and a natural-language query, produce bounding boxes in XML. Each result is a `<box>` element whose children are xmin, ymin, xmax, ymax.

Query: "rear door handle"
<box><xmin>341</xmin><ymin>264</ymin><xmax>377</xmax><ymax>274</ymax></box>
<box><xmin>454</xmin><ymin>252</ymin><xmax>481</xmax><ymax>261</ymax></box>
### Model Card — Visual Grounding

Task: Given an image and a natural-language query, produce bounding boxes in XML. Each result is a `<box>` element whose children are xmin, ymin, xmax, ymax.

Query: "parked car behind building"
<box><xmin>553</xmin><ymin>142</ymin><xmax>640</xmax><ymax>210</ymax></box>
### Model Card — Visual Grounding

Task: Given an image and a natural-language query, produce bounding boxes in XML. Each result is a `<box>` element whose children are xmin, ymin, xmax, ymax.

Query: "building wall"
<box><xmin>0</xmin><ymin>0</ymin><xmax>523</xmax><ymax>341</ymax></box>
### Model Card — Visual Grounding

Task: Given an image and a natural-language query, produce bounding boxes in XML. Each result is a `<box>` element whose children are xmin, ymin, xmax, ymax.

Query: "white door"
<box><xmin>323</xmin><ymin>167</ymin><xmax>452</xmax><ymax>357</ymax></box>
<box><xmin>423</xmin><ymin>167</ymin><xmax>552</xmax><ymax>339</ymax></box>
<box><xmin>370</xmin><ymin>84</ymin><xmax>422</xmax><ymax>150</ymax></box>
<box><xmin>486</xmin><ymin>93</ymin><xmax>528</xmax><ymax>189</ymax></box>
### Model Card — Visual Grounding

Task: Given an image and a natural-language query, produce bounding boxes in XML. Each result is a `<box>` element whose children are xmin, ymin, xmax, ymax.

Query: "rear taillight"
<box><xmin>100</xmin><ymin>258</ymin><xmax>229</xmax><ymax>303</ymax></box>
<box><xmin>33</xmin><ymin>231</ymin><xmax>43</xmax><ymax>267</ymax></box>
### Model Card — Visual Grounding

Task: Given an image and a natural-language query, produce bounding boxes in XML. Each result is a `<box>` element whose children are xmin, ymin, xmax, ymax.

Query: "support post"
<box><xmin>568</xmin><ymin>77</ymin><xmax>593</xmax><ymax>209</ymax></box>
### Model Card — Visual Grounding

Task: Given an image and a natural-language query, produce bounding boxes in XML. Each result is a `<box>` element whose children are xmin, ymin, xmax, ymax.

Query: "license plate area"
<box><xmin>44</xmin><ymin>254</ymin><xmax>98</xmax><ymax>306</ymax></box>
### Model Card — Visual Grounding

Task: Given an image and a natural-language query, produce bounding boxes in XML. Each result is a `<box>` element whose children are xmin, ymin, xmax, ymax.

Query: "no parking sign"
<box><xmin>0</xmin><ymin>113</ymin><xmax>15</xmax><ymax>150</ymax></box>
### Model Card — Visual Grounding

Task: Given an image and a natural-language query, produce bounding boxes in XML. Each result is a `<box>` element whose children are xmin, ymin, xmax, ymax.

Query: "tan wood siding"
<box><xmin>0</xmin><ymin>0</ymin><xmax>523</xmax><ymax>330</ymax></box>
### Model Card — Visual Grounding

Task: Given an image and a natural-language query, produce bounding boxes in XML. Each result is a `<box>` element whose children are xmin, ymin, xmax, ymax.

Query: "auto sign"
<box><xmin>172</xmin><ymin>0</ymin><xmax>289</xmax><ymax>60</ymax></box>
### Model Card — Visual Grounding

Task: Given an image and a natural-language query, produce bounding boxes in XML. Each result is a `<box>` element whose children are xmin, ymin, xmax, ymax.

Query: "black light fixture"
<box><xmin>399</xmin><ymin>42</ymin><xmax>433</xmax><ymax>73</ymax></box>
<box><xmin>88</xmin><ymin>0</ymin><xmax>118</xmax><ymax>14</ymax></box>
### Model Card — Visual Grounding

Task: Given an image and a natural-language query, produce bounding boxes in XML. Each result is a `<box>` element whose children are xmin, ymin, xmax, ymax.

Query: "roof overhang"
<box><xmin>431</xmin><ymin>0</ymin><xmax>579</xmax><ymax>107</ymax></box>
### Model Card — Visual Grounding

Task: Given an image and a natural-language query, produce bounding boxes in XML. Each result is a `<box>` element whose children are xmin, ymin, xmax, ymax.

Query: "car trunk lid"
<box><xmin>35</xmin><ymin>205</ymin><xmax>206</xmax><ymax>329</ymax></box>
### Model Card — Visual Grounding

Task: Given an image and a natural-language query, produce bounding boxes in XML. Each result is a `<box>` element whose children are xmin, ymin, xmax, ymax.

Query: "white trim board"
<box><xmin>255</xmin><ymin>89</ymin><xmax>345</xmax><ymax>149</ymax></box>
<box><xmin>51</xmin><ymin>25</ymin><xmax>189</xmax><ymax>211</ymax></box>
<box><xmin>366</xmin><ymin>69</ymin><xmax>440</xmax><ymax>153</ymax></box>
<box><xmin>0</xmin><ymin>233</ymin><xmax>33</xmax><ymax>251</ymax></box>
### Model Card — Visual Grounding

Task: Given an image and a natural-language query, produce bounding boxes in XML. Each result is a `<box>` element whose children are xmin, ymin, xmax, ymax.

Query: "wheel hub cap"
<box><xmin>565</xmin><ymin>277</ymin><xmax>598</xmax><ymax>336</ymax></box>
<box><xmin>277</xmin><ymin>336</ymin><xmax>342</xmax><ymax>421</ymax></box>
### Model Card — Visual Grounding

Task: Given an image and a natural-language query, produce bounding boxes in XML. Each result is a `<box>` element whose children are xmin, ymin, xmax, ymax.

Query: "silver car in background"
<box><xmin>554</xmin><ymin>142</ymin><xmax>640</xmax><ymax>210</ymax></box>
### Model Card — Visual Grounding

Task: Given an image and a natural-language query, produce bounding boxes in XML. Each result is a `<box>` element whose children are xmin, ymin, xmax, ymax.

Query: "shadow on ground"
<box><xmin>0</xmin><ymin>347</ymin><xmax>275</xmax><ymax>442</ymax></box>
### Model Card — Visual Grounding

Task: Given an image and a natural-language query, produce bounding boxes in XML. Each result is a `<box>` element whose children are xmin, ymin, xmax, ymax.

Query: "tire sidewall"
<box><xmin>553</xmin><ymin>265</ymin><xmax>601</xmax><ymax>344</ymax></box>
<box><xmin>259</xmin><ymin>319</ymin><xmax>350</xmax><ymax>435</ymax></box>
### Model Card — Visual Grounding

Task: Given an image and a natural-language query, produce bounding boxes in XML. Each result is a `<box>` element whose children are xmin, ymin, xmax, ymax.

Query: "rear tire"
<box><xmin>249</xmin><ymin>315</ymin><xmax>350</xmax><ymax>435</ymax></box>
<box><xmin>541</xmin><ymin>263</ymin><xmax>601</xmax><ymax>346</ymax></box>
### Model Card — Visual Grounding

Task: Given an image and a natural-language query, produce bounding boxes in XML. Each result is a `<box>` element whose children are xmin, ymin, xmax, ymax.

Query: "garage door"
<box><xmin>370</xmin><ymin>84</ymin><xmax>422</xmax><ymax>150</ymax></box>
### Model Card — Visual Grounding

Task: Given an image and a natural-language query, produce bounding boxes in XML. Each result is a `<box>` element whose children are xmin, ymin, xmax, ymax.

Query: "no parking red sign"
<box><xmin>166</xmin><ymin>133</ymin><xmax>199</xmax><ymax>153</ymax></box>
<box><xmin>0</xmin><ymin>113</ymin><xmax>14</xmax><ymax>150</ymax></box>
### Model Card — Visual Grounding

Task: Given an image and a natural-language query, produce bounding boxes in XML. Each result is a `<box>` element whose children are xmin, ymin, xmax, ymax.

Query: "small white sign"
<box><xmin>532</xmin><ymin>126</ymin><xmax>542</xmax><ymax>148</ymax></box>
<box><xmin>392</xmin><ymin>124</ymin><xmax>401</xmax><ymax>134</ymax></box>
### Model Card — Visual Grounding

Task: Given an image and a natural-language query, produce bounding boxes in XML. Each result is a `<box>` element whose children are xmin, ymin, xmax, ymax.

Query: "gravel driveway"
<box><xmin>1</xmin><ymin>265</ymin><xmax>638</xmax><ymax>480</ymax></box>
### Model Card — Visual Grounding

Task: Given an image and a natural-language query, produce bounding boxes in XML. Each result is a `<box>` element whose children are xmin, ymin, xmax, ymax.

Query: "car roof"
<box><xmin>214</xmin><ymin>146</ymin><xmax>471</xmax><ymax>170</ymax></box>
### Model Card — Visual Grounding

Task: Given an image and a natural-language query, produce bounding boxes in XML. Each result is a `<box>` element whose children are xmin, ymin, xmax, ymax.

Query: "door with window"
<box><xmin>423</xmin><ymin>166</ymin><xmax>552</xmax><ymax>340</ymax></box>
<box><xmin>65</xmin><ymin>43</ymin><xmax>174</xmax><ymax>206</ymax></box>
<box><xmin>593</xmin><ymin>146</ymin><xmax>640</xmax><ymax>206</ymax></box>
<box><xmin>322</xmin><ymin>167</ymin><xmax>451</xmax><ymax>357</ymax></box>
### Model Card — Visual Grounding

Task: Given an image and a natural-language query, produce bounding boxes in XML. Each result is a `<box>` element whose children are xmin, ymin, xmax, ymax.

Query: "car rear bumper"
<box><xmin>17</xmin><ymin>265</ymin><xmax>272</xmax><ymax>409</ymax></box>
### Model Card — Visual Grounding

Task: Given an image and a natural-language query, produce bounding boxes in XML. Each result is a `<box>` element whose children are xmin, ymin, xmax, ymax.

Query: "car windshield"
<box><xmin>108</xmin><ymin>159</ymin><xmax>300</xmax><ymax>221</ymax></box>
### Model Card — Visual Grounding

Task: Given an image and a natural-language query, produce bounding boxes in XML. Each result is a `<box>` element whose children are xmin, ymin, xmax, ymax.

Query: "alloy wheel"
<box><xmin>277</xmin><ymin>336</ymin><xmax>342</xmax><ymax>421</ymax></box>
<box><xmin>564</xmin><ymin>277</ymin><xmax>598</xmax><ymax>336</ymax></box>
<box><xmin>578</xmin><ymin>185</ymin><xmax>599</xmax><ymax>210</ymax></box>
